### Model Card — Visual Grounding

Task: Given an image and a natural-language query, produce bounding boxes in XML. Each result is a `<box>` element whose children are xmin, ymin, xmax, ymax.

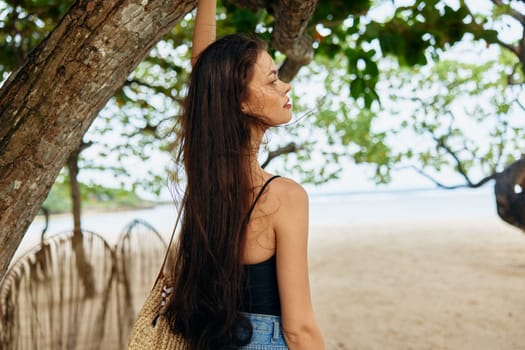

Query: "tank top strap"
<box><xmin>246</xmin><ymin>175</ymin><xmax>281</xmax><ymax>219</ymax></box>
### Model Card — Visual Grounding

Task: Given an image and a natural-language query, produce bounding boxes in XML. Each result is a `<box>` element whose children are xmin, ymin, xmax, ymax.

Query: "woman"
<box><xmin>165</xmin><ymin>1</ymin><xmax>325</xmax><ymax>348</ymax></box>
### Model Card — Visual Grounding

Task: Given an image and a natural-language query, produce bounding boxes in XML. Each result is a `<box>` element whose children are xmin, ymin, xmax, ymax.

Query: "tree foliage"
<box><xmin>1</xmin><ymin>1</ymin><xmax>525</xmax><ymax>281</ymax></box>
<box><xmin>382</xmin><ymin>47</ymin><xmax>524</xmax><ymax>187</ymax></box>
<box><xmin>1</xmin><ymin>0</ymin><xmax>522</xmax><ymax>191</ymax></box>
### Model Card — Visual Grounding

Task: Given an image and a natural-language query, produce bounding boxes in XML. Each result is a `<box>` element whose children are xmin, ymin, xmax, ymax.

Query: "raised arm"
<box><xmin>191</xmin><ymin>0</ymin><xmax>217</xmax><ymax>67</ymax></box>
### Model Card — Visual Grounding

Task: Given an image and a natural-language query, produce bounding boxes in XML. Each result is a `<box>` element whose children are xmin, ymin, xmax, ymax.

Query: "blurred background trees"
<box><xmin>0</xmin><ymin>0</ymin><xmax>524</xmax><ymax>275</ymax></box>
<box><xmin>2</xmin><ymin>0</ymin><xmax>522</xmax><ymax>188</ymax></box>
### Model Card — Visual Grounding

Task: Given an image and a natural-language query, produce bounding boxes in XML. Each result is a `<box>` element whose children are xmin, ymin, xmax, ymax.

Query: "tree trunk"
<box><xmin>230</xmin><ymin>0</ymin><xmax>319</xmax><ymax>82</ymax></box>
<box><xmin>0</xmin><ymin>0</ymin><xmax>197</xmax><ymax>281</ymax></box>
<box><xmin>267</xmin><ymin>0</ymin><xmax>319</xmax><ymax>81</ymax></box>
<box><xmin>67</xmin><ymin>147</ymin><xmax>83</xmax><ymax>237</ymax></box>
<box><xmin>495</xmin><ymin>155</ymin><xmax>525</xmax><ymax>231</ymax></box>
<box><xmin>67</xmin><ymin>143</ymin><xmax>97</xmax><ymax>297</ymax></box>
<box><xmin>0</xmin><ymin>0</ymin><xmax>320</xmax><ymax>281</ymax></box>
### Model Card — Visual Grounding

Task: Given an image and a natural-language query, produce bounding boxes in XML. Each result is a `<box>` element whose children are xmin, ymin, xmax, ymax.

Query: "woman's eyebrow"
<box><xmin>267</xmin><ymin>69</ymin><xmax>278</xmax><ymax>77</ymax></box>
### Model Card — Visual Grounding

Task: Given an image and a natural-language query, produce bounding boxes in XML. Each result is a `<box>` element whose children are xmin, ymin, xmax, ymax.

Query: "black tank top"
<box><xmin>241</xmin><ymin>175</ymin><xmax>281</xmax><ymax>316</ymax></box>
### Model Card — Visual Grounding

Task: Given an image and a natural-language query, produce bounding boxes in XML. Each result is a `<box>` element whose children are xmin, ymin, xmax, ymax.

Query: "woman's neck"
<box><xmin>248</xmin><ymin>126</ymin><xmax>270</xmax><ymax>184</ymax></box>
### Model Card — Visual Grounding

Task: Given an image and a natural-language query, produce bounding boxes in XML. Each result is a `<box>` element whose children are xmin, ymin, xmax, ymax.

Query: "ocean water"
<box><xmin>17</xmin><ymin>186</ymin><xmax>498</xmax><ymax>258</ymax></box>
<box><xmin>309</xmin><ymin>186</ymin><xmax>497</xmax><ymax>226</ymax></box>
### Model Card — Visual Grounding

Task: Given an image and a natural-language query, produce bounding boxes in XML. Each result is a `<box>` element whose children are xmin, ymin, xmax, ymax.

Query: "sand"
<box><xmin>308</xmin><ymin>218</ymin><xmax>525</xmax><ymax>350</ymax></box>
<box><xmin>9</xmin><ymin>210</ymin><xmax>525</xmax><ymax>349</ymax></box>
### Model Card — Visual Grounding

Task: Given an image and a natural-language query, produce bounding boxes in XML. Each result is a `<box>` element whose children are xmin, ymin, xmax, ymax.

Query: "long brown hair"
<box><xmin>165</xmin><ymin>33</ymin><xmax>268</xmax><ymax>349</ymax></box>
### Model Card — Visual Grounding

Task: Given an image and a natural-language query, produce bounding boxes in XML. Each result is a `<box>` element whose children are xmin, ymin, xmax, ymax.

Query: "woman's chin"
<box><xmin>262</xmin><ymin>111</ymin><xmax>293</xmax><ymax>126</ymax></box>
<box><xmin>282</xmin><ymin>112</ymin><xmax>293</xmax><ymax>124</ymax></box>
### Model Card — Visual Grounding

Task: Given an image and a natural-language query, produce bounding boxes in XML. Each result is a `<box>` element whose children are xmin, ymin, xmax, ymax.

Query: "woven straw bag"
<box><xmin>127</xmin><ymin>206</ymin><xmax>188</xmax><ymax>349</ymax></box>
<box><xmin>127</xmin><ymin>270</ymin><xmax>188</xmax><ymax>349</ymax></box>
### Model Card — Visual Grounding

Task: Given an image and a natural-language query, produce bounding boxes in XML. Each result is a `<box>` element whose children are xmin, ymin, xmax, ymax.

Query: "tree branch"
<box><xmin>431</xmin><ymin>134</ymin><xmax>475</xmax><ymax>186</ymax></box>
<box><xmin>270</xmin><ymin>0</ymin><xmax>318</xmax><ymax>81</ymax></box>
<box><xmin>230</xmin><ymin>0</ymin><xmax>319</xmax><ymax>82</ymax></box>
<box><xmin>402</xmin><ymin>165</ymin><xmax>497</xmax><ymax>189</ymax></box>
<box><xmin>124</xmin><ymin>79</ymin><xmax>185</xmax><ymax>105</ymax></box>
<box><xmin>507</xmin><ymin>62</ymin><xmax>523</xmax><ymax>85</ymax></box>
<box><xmin>490</xmin><ymin>0</ymin><xmax>525</xmax><ymax>26</ymax></box>
<box><xmin>494</xmin><ymin>154</ymin><xmax>525</xmax><ymax>231</ymax></box>
<box><xmin>518</xmin><ymin>25</ymin><xmax>525</xmax><ymax>75</ymax></box>
<box><xmin>277</xmin><ymin>36</ymin><xmax>314</xmax><ymax>82</ymax></box>
<box><xmin>261</xmin><ymin>142</ymin><xmax>301</xmax><ymax>168</ymax></box>
<box><xmin>487</xmin><ymin>0</ymin><xmax>524</xmax><ymax>76</ymax></box>
<box><xmin>495</xmin><ymin>37</ymin><xmax>520</xmax><ymax>57</ymax></box>
<box><xmin>516</xmin><ymin>96</ymin><xmax>525</xmax><ymax>111</ymax></box>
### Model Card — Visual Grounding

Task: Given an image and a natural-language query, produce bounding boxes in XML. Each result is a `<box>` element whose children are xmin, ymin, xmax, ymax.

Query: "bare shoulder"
<box><xmin>268</xmin><ymin>177</ymin><xmax>308</xmax><ymax>232</ymax></box>
<box><xmin>269</xmin><ymin>176</ymin><xmax>308</xmax><ymax>204</ymax></box>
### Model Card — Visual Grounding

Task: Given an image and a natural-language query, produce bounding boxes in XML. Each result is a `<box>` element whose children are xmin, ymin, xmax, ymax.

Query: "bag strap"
<box><xmin>157</xmin><ymin>175</ymin><xmax>280</xmax><ymax>282</ymax></box>
<box><xmin>245</xmin><ymin>175</ymin><xmax>281</xmax><ymax>220</ymax></box>
<box><xmin>155</xmin><ymin>195</ymin><xmax>186</xmax><ymax>283</ymax></box>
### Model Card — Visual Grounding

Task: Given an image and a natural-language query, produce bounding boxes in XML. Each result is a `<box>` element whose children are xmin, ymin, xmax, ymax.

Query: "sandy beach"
<box><xmin>9</xmin><ymin>189</ymin><xmax>525</xmax><ymax>349</ymax></box>
<box><xmin>309</xmin><ymin>218</ymin><xmax>525</xmax><ymax>350</ymax></box>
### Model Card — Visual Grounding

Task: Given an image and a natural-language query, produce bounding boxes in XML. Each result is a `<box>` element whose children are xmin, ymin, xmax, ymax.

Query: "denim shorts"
<box><xmin>237</xmin><ymin>312</ymin><xmax>288</xmax><ymax>349</ymax></box>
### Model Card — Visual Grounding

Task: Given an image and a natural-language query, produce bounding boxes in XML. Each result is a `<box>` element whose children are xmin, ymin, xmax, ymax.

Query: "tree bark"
<box><xmin>67</xmin><ymin>141</ymin><xmax>92</xmax><ymax>237</ymax></box>
<box><xmin>0</xmin><ymin>0</ymin><xmax>320</xmax><ymax>281</ymax></box>
<box><xmin>261</xmin><ymin>142</ymin><xmax>301</xmax><ymax>169</ymax></box>
<box><xmin>268</xmin><ymin>0</ymin><xmax>318</xmax><ymax>81</ymax></box>
<box><xmin>68</xmin><ymin>147</ymin><xmax>83</xmax><ymax>237</ymax></box>
<box><xmin>231</xmin><ymin>0</ymin><xmax>319</xmax><ymax>82</ymax></box>
<box><xmin>495</xmin><ymin>155</ymin><xmax>525</xmax><ymax>232</ymax></box>
<box><xmin>68</xmin><ymin>143</ymin><xmax>97</xmax><ymax>297</ymax></box>
<box><xmin>0</xmin><ymin>0</ymin><xmax>197</xmax><ymax>281</ymax></box>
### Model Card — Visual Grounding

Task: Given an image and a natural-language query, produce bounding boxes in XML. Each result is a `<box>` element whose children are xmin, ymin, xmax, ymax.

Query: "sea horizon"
<box><xmin>13</xmin><ymin>185</ymin><xmax>500</xmax><ymax>261</ymax></box>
